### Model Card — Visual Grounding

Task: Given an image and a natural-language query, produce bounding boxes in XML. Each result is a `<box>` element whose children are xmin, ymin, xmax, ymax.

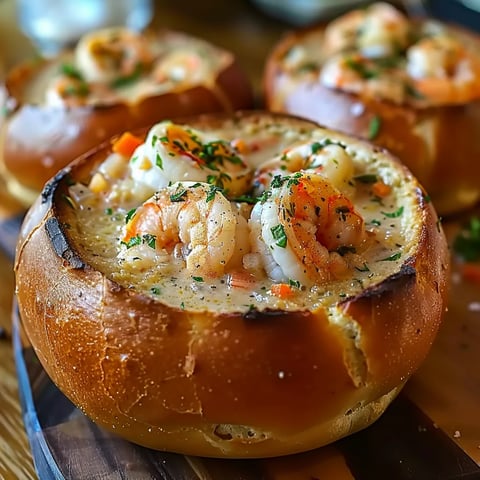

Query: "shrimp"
<box><xmin>320</xmin><ymin>53</ymin><xmax>408</xmax><ymax>104</ymax></box>
<box><xmin>323</xmin><ymin>2</ymin><xmax>410</xmax><ymax>58</ymax></box>
<box><xmin>45</xmin><ymin>74</ymin><xmax>90</xmax><ymax>107</ymax></box>
<box><xmin>254</xmin><ymin>140</ymin><xmax>355</xmax><ymax>195</ymax></box>
<box><xmin>75</xmin><ymin>27</ymin><xmax>154</xmax><ymax>83</ymax></box>
<box><xmin>122</xmin><ymin>181</ymin><xmax>241</xmax><ymax>278</ymax></box>
<box><xmin>153</xmin><ymin>48</ymin><xmax>211</xmax><ymax>85</ymax></box>
<box><xmin>406</xmin><ymin>34</ymin><xmax>480</xmax><ymax>105</ymax></box>
<box><xmin>249</xmin><ymin>171</ymin><xmax>366</xmax><ymax>286</ymax></box>
<box><xmin>129</xmin><ymin>121</ymin><xmax>253</xmax><ymax>198</ymax></box>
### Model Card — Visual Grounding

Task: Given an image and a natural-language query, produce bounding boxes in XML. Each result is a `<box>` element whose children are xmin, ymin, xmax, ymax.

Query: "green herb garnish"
<box><xmin>110</xmin><ymin>63</ymin><xmax>142</xmax><ymax>89</ymax></box>
<box><xmin>155</xmin><ymin>153</ymin><xmax>163</xmax><ymax>169</ymax></box>
<box><xmin>381</xmin><ymin>206</ymin><xmax>404</xmax><ymax>218</ymax></box>
<box><xmin>60</xmin><ymin>63</ymin><xmax>84</xmax><ymax>81</ymax></box>
<box><xmin>345</xmin><ymin>57</ymin><xmax>377</xmax><ymax>79</ymax></box>
<box><xmin>355</xmin><ymin>262</ymin><xmax>370</xmax><ymax>272</ymax></box>
<box><xmin>271</xmin><ymin>224</ymin><xmax>287</xmax><ymax>248</ymax></box>
<box><xmin>170</xmin><ymin>187</ymin><xmax>188</xmax><ymax>202</ymax></box>
<box><xmin>355</xmin><ymin>174</ymin><xmax>378</xmax><ymax>184</ymax></box>
<box><xmin>367</xmin><ymin>115</ymin><xmax>382</xmax><ymax>140</ymax></box>
<box><xmin>289</xmin><ymin>279</ymin><xmax>301</xmax><ymax>289</ymax></box>
<box><xmin>125</xmin><ymin>208</ymin><xmax>137</xmax><ymax>223</ymax></box>
<box><xmin>143</xmin><ymin>234</ymin><xmax>156</xmax><ymax>249</ymax></box>
<box><xmin>379</xmin><ymin>252</ymin><xmax>401</xmax><ymax>262</ymax></box>
<box><xmin>123</xmin><ymin>235</ymin><xmax>142</xmax><ymax>249</ymax></box>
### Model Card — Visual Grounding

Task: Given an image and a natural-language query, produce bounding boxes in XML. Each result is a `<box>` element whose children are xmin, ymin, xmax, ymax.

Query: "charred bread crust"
<box><xmin>1</xmin><ymin>30</ymin><xmax>254</xmax><ymax>205</ymax></box>
<box><xmin>15</xmin><ymin>111</ymin><xmax>449</xmax><ymax>458</ymax></box>
<box><xmin>263</xmin><ymin>20</ymin><xmax>480</xmax><ymax>216</ymax></box>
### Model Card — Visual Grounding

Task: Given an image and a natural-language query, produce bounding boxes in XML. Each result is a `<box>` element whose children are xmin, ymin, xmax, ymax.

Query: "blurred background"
<box><xmin>1</xmin><ymin>0</ymin><xmax>480</xmax><ymax>92</ymax></box>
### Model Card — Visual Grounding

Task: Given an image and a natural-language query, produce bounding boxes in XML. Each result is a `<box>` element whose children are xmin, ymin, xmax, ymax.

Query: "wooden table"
<box><xmin>0</xmin><ymin>1</ymin><xmax>479</xmax><ymax>479</ymax></box>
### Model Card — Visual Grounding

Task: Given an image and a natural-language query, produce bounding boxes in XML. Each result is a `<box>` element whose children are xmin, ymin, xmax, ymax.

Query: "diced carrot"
<box><xmin>231</xmin><ymin>138</ymin><xmax>249</xmax><ymax>154</ymax></box>
<box><xmin>372</xmin><ymin>181</ymin><xmax>391</xmax><ymax>198</ymax></box>
<box><xmin>228</xmin><ymin>271</ymin><xmax>255</xmax><ymax>289</ymax></box>
<box><xmin>460</xmin><ymin>262</ymin><xmax>480</xmax><ymax>284</ymax></box>
<box><xmin>112</xmin><ymin>132</ymin><xmax>144</xmax><ymax>158</ymax></box>
<box><xmin>270</xmin><ymin>283</ymin><xmax>294</xmax><ymax>299</ymax></box>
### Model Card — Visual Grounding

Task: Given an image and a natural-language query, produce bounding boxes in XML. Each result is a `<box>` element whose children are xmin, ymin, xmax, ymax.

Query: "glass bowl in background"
<box><xmin>16</xmin><ymin>0</ymin><xmax>153</xmax><ymax>56</ymax></box>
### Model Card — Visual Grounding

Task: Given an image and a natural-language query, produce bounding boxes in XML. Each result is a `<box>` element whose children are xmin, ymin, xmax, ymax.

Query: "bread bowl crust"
<box><xmin>263</xmin><ymin>22</ymin><xmax>480</xmax><ymax>216</ymax></box>
<box><xmin>15</xmin><ymin>111</ymin><xmax>449</xmax><ymax>458</ymax></box>
<box><xmin>1</xmin><ymin>31</ymin><xmax>254</xmax><ymax>205</ymax></box>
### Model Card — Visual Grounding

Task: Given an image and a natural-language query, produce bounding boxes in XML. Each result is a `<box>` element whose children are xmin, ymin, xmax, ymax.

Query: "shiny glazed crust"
<box><xmin>1</xmin><ymin>31</ymin><xmax>254</xmax><ymax>205</ymax></box>
<box><xmin>263</xmin><ymin>23</ymin><xmax>480</xmax><ymax>216</ymax></box>
<box><xmin>15</xmin><ymin>112</ymin><xmax>449</xmax><ymax>458</ymax></box>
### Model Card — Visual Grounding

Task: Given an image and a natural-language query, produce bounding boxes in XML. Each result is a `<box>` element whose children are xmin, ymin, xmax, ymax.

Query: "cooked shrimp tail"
<box><xmin>122</xmin><ymin>181</ymin><xmax>241</xmax><ymax>278</ymax></box>
<box><xmin>249</xmin><ymin>171</ymin><xmax>366</xmax><ymax>286</ymax></box>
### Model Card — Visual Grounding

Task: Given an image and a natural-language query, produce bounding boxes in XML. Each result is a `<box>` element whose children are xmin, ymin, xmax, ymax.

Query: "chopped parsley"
<box><xmin>379</xmin><ymin>252</ymin><xmax>401</xmax><ymax>262</ymax></box>
<box><xmin>60</xmin><ymin>63</ymin><xmax>84</xmax><ymax>81</ymax></box>
<box><xmin>381</xmin><ymin>206</ymin><xmax>404</xmax><ymax>218</ymax></box>
<box><xmin>110</xmin><ymin>63</ymin><xmax>143</xmax><ymax>89</ymax></box>
<box><xmin>405</xmin><ymin>83</ymin><xmax>426</xmax><ymax>100</ymax></box>
<box><xmin>155</xmin><ymin>153</ymin><xmax>163</xmax><ymax>169</ymax></box>
<box><xmin>367</xmin><ymin>115</ymin><xmax>382</xmax><ymax>140</ymax></box>
<box><xmin>206</xmin><ymin>185</ymin><xmax>222</xmax><ymax>202</ymax></box>
<box><xmin>121</xmin><ymin>234</ymin><xmax>157</xmax><ymax>250</ymax></box>
<box><xmin>63</xmin><ymin>83</ymin><xmax>90</xmax><ymax>97</ymax></box>
<box><xmin>170</xmin><ymin>187</ymin><xmax>188</xmax><ymax>202</ymax></box>
<box><xmin>192</xmin><ymin>276</ymin><xmax>204</xmax><ymax>282</ymax></box>
<box><xmin>289</xmin><ymin>279</ymin><xmax>301</xmax><ymax>289</ymax></box>
<box><xmin>355</xmin><ymin>262</ymin><xmax>370</xmax><ymax>272</ymax></box>
<box><xmin>345</xmin><ymin>57</ymin><xmax>377</xmax><ymax>79</ymax></box>
<box><xmin>125</xmin><ymin>208</ymin><xmax>137</xmax><ymax>223</ymax></box>
<box><xmin>123</xmin><ymin>235</ymin><xmax>142</xmax><ymax>249</ymax></box>
<box><xmin>271</xmin><ymin>224</ymin><xmax>287</xmax><ymax>248</ymax></box>
<box><xmin>355</xmin><ymin>174</ymin><xmax>378</xmax><ymax>184</ymax></box>
<box><xmin>143</xmin><ymin>233</ymin><xmax>156</xmax><ymax>249</ymax></box>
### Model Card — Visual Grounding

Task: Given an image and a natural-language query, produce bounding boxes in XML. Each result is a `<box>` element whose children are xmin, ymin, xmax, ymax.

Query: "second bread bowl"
<box><xmin>264</xmin><ymin>2</ymin><xmax>480</xmax><ymax>215</ymax></box>
<box><xmin>1</xmin><ymin>27</ymin><xmax>254</xmax><ymax>205</ymax></box>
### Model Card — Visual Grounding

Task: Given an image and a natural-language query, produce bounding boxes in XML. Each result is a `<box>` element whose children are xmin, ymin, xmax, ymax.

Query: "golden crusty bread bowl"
<box><xmin>15</xmin><ymin>111</ymin><xmax>449</xmax><ymax>458</ymax></box>
<box><xmin>264</xmin><ymin>2</ymin><xmax>480</xmax><ymax>216</ymax></box>
<box><xmin>0</xmin><ymin>27</ymin><xmax>253</xmax><ymax>206</ymax></box>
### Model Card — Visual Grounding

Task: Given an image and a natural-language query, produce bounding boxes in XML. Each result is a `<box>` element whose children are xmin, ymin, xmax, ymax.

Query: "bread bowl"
<box><xmin>0</xmin><ymin>26</ymin><xmax>254</xmax><ymax>206</ymax></box>
<box><xmin>15</xmin><ymin>111</ymin><xmax>449</xmax><ymax>458</ymax></box>
<box><xmin>264</xmin><ymin>2</ymin><xmax>480</xmax><ymax>215</ymax></box>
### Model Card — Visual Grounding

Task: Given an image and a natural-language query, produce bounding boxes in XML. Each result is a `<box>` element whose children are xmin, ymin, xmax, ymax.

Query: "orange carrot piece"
<box><xmin>231</xmin><ymin>138</ymin><xmax>249</xmax><ymax>154</ymax></box>
<box><xmin>270</xmin><ymin>283</ymin><xmax>294</xmax><ymax>298</ymax></box>
<box><xmin>372</xmin><ymin>181</ymin><xmax>391</xmax><ymax>198</ymax></box>
<box><xmin>229</xmin><ymin>272</ymin><xmax>255</xmax><ymax>289</ymax></box>
<box><xmin>112</xmin><ymin>132</ymin><xmax>144</xmax><ymax>158</ymax></box>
